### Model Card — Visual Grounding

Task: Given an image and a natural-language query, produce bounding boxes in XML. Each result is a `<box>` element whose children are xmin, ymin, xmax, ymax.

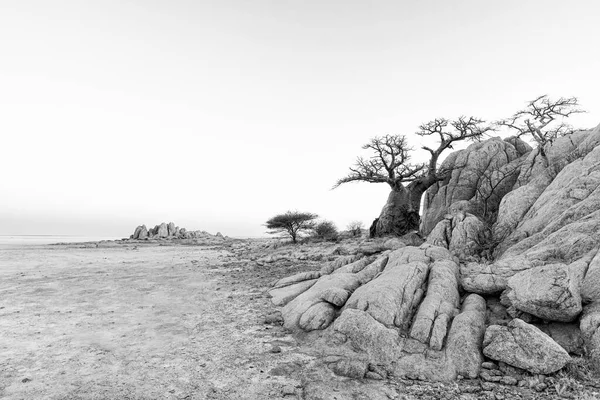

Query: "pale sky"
<box><xmin>1</xmin><ymin>0</ymin><xmax>599</xmax><ymax>237</ymax></box>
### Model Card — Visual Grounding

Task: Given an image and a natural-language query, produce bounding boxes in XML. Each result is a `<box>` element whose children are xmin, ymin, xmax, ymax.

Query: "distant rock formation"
<box><xmin>269</xmin><ymin>123</ymin><xmax>600</xmax><ymax>381</ymax></box>
<box><xmin>130</xmin><ymin>222</ymin><xmax>224</xmax><ymax>240</ymax></box>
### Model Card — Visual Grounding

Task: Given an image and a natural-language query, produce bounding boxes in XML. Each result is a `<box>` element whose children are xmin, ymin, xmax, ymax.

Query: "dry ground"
<box><xmin>0</xmin><ymin>241</ymin><xmax>404</xmax><ymax>400</ymax></box>
<box><xmin>1</xmin><ymin>240</ymin><xmax>597</xmax><ymax>400</ymax></box>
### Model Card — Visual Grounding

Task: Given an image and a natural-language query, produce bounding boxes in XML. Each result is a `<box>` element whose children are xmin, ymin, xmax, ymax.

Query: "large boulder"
<box><xmin>426</xmin><ymin>201</ymin><xmax>488</xmax><ymax>260</ymax></box>
<box><xmin>157</xmin><ymin>222</ymin><xmax>169</xmax><ymax>238</ymax></box>
<box><xmin>167</xmin><ymin>222</ymin><xmax>176</xmax><ymax>237</ymax></box>
<box><xmin>483</xmin><ymin>318</ymin><xmax>571</xmax><ymax>374</ymax></box>
<box><xmin>502</xmin><ymin>263</ymin><xmax>583</xmax><ymax>322</ymax></box>
<box><xmin>421</xmin><ymin>137</ymin><xmax>531</xmax><ymax>235</ymax></box>
<box><xmin>132</xmin><ymin>225</ymin><xmax>149</xmax><ymax>240</ymax></box>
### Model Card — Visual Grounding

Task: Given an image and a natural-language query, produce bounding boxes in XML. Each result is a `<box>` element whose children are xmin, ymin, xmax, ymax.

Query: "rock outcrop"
<box><xmin>426</xmin><ymin>200</ymin><xmax>488</xmax><ymax>261</ymax></box>
<box><xmin>129</xmin><ymin>222</ymin><xmax>224</xmax><ymax>241</ymax></box>
<box><xmin>270</xmin><ymin>124</ymin><xmax>600</xmax><ymax>382</ymax></box>
<box><xmin>421</xmin><ymin>137</ymin><xmax>531</xmax><ymax>235</ymax></box>
<box><xmin>271</xmin><ymin>243</ymin><xmax>489</xmax><ymax>381</ymax></box>
<box><xmin>459</xmin><ymin>125</ymin><xmax>600</xmax><ymax>294</ymax></box>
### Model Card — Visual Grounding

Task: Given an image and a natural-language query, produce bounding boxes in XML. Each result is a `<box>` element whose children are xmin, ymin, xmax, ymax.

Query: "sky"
<box><xmin>1</xmin><ymin>0</ymin><xmax>599</xmax><ymax>238</ymax></box>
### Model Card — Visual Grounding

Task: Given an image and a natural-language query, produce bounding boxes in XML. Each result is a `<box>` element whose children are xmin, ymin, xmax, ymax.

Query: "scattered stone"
<box><xmin>481</xmin><ymin>362</ymin><xmax>497</xmax><ymax>370</ymax></box>
<box><xmin>263</xmin><ymin>312</ymin><xmax>283</xmax><ymax>325</ymax></box>
<box><xmin>500</xmin><ymin>376</ymin><xmax>518</xmax><ymax>386</ymax></box>
<box><xmin>330</xmin><ymin>359</ymin><xmax>367</xmax><ymax>379</ymax></box>
<box><xmin>281</xmin><ymin>385</ymin><xmax>296</xmax><ymax>396</ymax></box>
<box><xmin>270</xmin><ymin>345</ymin><xmax>282</xmax><ymax>353</ymax></box>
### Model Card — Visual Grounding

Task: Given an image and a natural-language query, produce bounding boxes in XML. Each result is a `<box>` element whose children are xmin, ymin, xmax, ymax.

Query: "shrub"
<box><xmin>313</xmin><ymin>220</ymin><xmax>339</xmax><ymax>241</ymax></box>
<box><xmin>346</xmin><ymin>221</ymin><xmax>364</xmax><ymax>237</ymax></box>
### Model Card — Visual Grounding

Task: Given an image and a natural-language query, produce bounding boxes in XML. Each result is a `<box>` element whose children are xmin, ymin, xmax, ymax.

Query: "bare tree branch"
<box><xmin>497</xmin><ymin>95</ymin><xmax>585</xmax><ymax>150</ymax></box>
<box><xmin>335</xmin><ymin>116</ymin><xmax>493</xmax><ymax>194</ymax></box>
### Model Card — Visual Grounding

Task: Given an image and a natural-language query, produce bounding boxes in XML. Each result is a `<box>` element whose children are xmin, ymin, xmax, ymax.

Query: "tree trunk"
<box><xmin>374</xmin><ymin>186</ymin><xmax>420</xmax><ymax>237</ymax></box>
<box><xmin>374</xmin><ymin>178</ymin><xmax>435</xmax><ymax>237</ymax></box>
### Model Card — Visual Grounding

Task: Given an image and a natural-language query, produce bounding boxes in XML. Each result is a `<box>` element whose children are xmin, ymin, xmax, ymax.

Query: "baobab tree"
<box><xmin>498</xmin><ymin>95</ymin><xmax>585</xmax><ymax>155</ymax></box>
<box><xmin>335</xmin><ymin>117</ymin><xmax>493</xmax><ymax>237</ymax></box>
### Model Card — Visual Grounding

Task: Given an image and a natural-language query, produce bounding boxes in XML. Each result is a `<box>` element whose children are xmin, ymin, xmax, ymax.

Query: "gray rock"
<box><xmin>132</xmin><ymin>225</ymin><xmax>149</xmax><ymax>240</ymax></box>
<box><xmin>534</xmin><ymin>322</ymin><xmax>584</xmax><ymax>355</ymax></box>
<box><xmin>157</xmin><ymin>222</ymin><xmax>169</xmax><ymax>238</ymax></box>
<box><xmin>580</xmin><ymin>301</ymin><xmax>600</xmax><ymax>367</ymax></box>
<box><xmin>167</xmin><ymin>222</ymin><xmax>176</xmax><ymax>237</ymax></box>
<box><xmin>410</xmin><ymin>259</ymin><xmax>459</xmax><ymax>347</ymax></box>
<box><xmin>497</xmin><ymin>128</ymin><xmax>600</xmax><ymax>261</ymax></box>
<box><xmin>448</xmin><ymin>211</ymin><xmax>487</xmax><ymax>260</ymax></box>
<box><xmin>445</xmin><ymin>294</ymin><xmax>487</xmax><ymax>379</ymax></box>
<box><xmin>426</xmin><ymin>218</ymin><xmax>452</xmax><ymax>249</ymax></box>
<box><xmin>503</xmin><ymin>263</ymin><xmax>583</xmax><ymax>322</ymax></box>
<box><xmin>421</xmin><ymin>137</ymin><xmax>530</xmax><ymax>235</ymax></box>
<box><xmin>269</xmin><ymin>279</ymin><xmax>318</xmax><ymax>307</ymax></box>
<box><xmin>281</xmin><ymin>270</ymin><xmax>369</xmax><ymax>332</ymax></box>
<box><xmin>344</xmin><ymin>247</ymin><xmax>430</xmax><ymax>330</ymax></box>
<box><xmin>273</xmin><ymin>271</ymin><xmax>321</xmax><ymax>289</ymax></box>
<box><xmin>582</xmin><ymin>249</ymin><xmax>600</xmax><ymax>303</ymax></box>
<box><xmin>132</xmin><ymin>225</ymin><xmax>143</xmax><ymax>239</ymax></box>
<box><xmin>483</xmin><ymin>318</ymin><xmax>571</xmax><ymax>374</ymax></box>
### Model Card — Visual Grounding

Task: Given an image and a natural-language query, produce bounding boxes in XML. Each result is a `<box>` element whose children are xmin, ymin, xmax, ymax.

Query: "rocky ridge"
<box><xmin>130</xmin><ymin>222</ymin><xmax>225</xmax><ymax>241</ymax></box>
<box><xmin>268</xmin><ymin>124</ymin><xmax>600</xmax><ymax>387</ymax></box>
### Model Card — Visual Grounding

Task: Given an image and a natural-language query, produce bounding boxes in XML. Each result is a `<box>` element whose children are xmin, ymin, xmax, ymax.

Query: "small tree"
<box><xmin>265</xmin><ymin>211</ymin><xmax>318</xmax><ymax>243</ymax></box>
<box><xmin>498</xmin><ymin>95</ymin><xmax>585</xmax><ymax>154</ymax></box>
<box><xmin>313</xmin><ymin>220</ymin><xmax>338</xmax><ymax>241</ymax></box>
<box><xmin>346</xmin><ymin>220</ymin><xmax>364</xmax><ymax>237</ymax></box>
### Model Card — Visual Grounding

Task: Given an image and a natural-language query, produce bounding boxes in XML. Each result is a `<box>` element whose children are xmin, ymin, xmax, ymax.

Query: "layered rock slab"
<box><xmin>344</xmin><ymin>247</ymin><xmax>430</xmax><ymax>330</ymax></box>
<box><xmin>275</xmin><ymin>244</ymin><xmax>491</xmax><ymax>381</ymax></box>
<box><xmin>281</xmin><ymin>255</ymin><xmax>389</xmax><ymax>332</ymax></box>
<box><xmin>330</xmin><ymin>293</ymin><xmax>486</xmax><ymax>381</ymax></box>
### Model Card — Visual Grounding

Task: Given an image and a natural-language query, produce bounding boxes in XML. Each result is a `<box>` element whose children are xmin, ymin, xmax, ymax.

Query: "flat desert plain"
<box><xmin>0</xmin><ymin>240</ymin><xmax>404</xmax><ymax>400</ymax></box>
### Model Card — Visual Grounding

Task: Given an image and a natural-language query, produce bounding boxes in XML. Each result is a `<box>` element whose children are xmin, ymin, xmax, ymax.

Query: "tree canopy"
<box><xmin>265</xmin><ymin>211</ymin><xmax>318</xmax><ymax>243</ymax></box>
<box><xmin>334</xmin><ymin>116</ymin><xmax>493</xmax><ymax>193</ymax></box>
<box><xmin>498</xmin><ymin>95</ymin><xmax>585</xmax><ymax>149</ymax></box>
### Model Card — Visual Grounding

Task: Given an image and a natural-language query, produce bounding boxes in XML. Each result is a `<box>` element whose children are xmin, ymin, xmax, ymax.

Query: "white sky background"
<box><xmin>1</xmin><ymin>0</ymin><xmax>599</xmax><ymax>238</ymax></box>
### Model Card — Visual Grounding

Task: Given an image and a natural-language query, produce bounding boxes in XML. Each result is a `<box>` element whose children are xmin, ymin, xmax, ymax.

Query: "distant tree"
<box><xmin>265</xmin><ymin>211</ymin><xmax>318</xmax><ymax>243</ymax></box>
<box><xmin>346</xmin><ymin>220</ymin><xmax>364</xmax><ymax>237</ymax></box>
<box><xmin>313</xmin><ymin>220</ymin><xmax>338</xmax><ymax>241</ymax></box>
<box><xmin>335</xmin><ymin>117</ymin><xmax>494</xmax><ymax>236</ymax></box>
<box><xmin>498</xmin><ymin>95</ymin><xmax>585</xmax><ymax>154</ymax></box>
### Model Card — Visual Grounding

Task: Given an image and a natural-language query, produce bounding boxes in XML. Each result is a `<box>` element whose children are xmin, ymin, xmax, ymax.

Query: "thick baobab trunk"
<box><xmin>374</xmin><ymin>180</ymin><xmax>433</xmax><ymax>237</ymax></box>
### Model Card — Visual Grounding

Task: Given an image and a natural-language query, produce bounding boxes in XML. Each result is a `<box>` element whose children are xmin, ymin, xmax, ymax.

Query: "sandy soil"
<box><xmin>0</xmin><ymin>240</ymin><xmax>404</xmax><ymax>400</ymax></box>
<box><xmin>1</xmin><ymin>239</ymin><xmax>598</xmax><ymax>400</ymax></box>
